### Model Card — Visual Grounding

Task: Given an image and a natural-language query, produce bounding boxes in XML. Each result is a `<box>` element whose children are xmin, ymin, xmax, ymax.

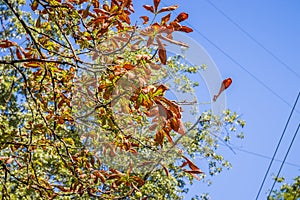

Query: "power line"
<box><xmin>255</xmin><ymin>92</ymin><xmax>300</xmax><ymax>200</ymax></box>
<box><xmin>183</xmin><ymin>22</ymin><xmax>300</xmax><ymax>114</ymax></box>
<box><xmin>161</xmin><ymin>1</ymin><xmax>300</xmax><ymax>114</ymax></box>
<box><xmin>227</xmin><ymin>145</ymin><xmax>300</xmax><ymax>169</ymax></box>
<box><xmin>267</xmin><ymin>123</ymin><xmax>300</xmax><ymax>199</ymax></box>
<box><xmin>194</xmin><ymin>30</ymin><xmax>300</xmax><ymax>113</ymax></box>
<box><xmin>205</xmin><ymin>0</ymin><xmax>300</xmax><ymax>80</ymax></box>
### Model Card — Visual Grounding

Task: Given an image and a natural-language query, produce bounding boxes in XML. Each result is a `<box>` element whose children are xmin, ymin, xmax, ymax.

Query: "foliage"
<box><xmin>0</xmin><ymin>0</ymin><xmax>244</xmax><ymax>199</ymax></box>
<box><xmin>269</xmin><ymin>176</ymin><xmax>300</xmax><ymax>200</ymax></box>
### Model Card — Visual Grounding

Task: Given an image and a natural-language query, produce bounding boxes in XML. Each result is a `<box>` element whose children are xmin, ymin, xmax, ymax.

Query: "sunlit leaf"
<box><xmin>175</xmin><ymin>12</ymin><xmax>189</xmax><ymax>22</ymax></box>
<box><xmin>154</xmin><ymin>0</ymin><xmax>161</xmax><ymax>11</ymax></box>
<box><xmin>179</xmin><ymin>26</ymin><xmax>193</xmax><ymax>33</ymax></box>
<box><xmin>158</xmin><ymin>49</ymin><xmax>167</xmax><ymax>65</ymax></box>
<box><xmin>143</xmin><ymin>5</ymin><xmax>154</xmax><ymax>13</ymax></box>
<box><xmin>158</xmin><ymin>5</ymin><xmax>178</xmax><ymax>13</ymax></box>
<box><xmin>140</xmin><ymin>16</ymin><xmax>149</xmax><ymax>24</ymax></box>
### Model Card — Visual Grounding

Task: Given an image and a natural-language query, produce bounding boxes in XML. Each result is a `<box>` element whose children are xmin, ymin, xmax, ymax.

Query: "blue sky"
<box><xmin>137</xmin><ymin>0</ymin><xmax>300</xmax><ymax>199</ymax></box>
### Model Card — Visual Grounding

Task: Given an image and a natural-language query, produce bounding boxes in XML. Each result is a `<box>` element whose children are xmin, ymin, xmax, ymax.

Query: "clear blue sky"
<box><xmin>135</xmin><ymin>0</ymin><xmax>300</xmax><ymax>199</ymax></box>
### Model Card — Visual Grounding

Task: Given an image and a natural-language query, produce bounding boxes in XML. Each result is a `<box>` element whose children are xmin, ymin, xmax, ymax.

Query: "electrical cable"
<box><xmin>267</xmin><ymin>123</ymin><xmax>300</xmax><ymax>199</ymax></box>
<box><xmin>160</xmin><ymin>1</ymin><xmax>300</xmax><ymax>114</ymax></box>
<box><xmin>205</xmin><ymin>0</ymin><xmax>300</xmax><ymax>80</ymax></box>
<box><xmin>218</xmin><ymin>144</ymin><xmax>300</xmax><ymax>168</ymax></box>
<box><xmin>255</xmin><ymin>92</ymin><xmax>300</xmax><ymax>200</ymax></box>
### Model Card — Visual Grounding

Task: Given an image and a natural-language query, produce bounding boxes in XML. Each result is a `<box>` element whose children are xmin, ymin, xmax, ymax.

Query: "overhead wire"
<box><xmin>160</xmin><ymin>1</ymin><xmax>300</xmax><ymax>114</ymax></box>
<box><xmin>205</xmin><ymin>0</ymin><xmax>300</xmax><ymax>80</ymax></box>
<box><xmin>158</xmin><ymin>2</ymin><xmax>300</xmax><ymax>198</ymax></box>
<box><xmin>219</xmin><ymin>144</ymin><xmax>300</xmax><ymax>169</ymax></box>
<box><xmin>266</xmin><ymin>123</ymin><xmax>300</xmax><ymax>199</ymax></box>
<box><xmin>255</xmin><ymin>92</ymin><xmax>300</xmax><ymax>200</ymax></box>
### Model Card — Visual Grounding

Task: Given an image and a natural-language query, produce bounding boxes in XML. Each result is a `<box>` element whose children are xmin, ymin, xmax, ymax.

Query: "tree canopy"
<box><xmin>0</xmin><ymin>0</ymin><xmax>245</xmax><ymax>199</ymax></box>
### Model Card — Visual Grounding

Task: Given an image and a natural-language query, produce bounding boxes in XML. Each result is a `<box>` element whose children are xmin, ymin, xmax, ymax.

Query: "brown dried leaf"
<box><xmin>158</xmin><ymin>5</ymin><xmax>178</xmax><ymax>13</ymax></box>
<box><xmin>161</xmin><ymin>13</ymin><xmax>171</xmax><ymax>25</ymax></box>
<box><xmin>179</xmin><ymin>26</ymin><xmax>193</xmax><ymax>33</ymax></box>
<box><xmin>143</xmin><ymin>5</ymin><xmax>154</xmax><ymax>13</ymax></box>
<box><xmin>158</xmin><ymin>49</ymin><xmax>167</xmax><ymax>65</ymax></box>
<box><xmin>140</xmin><ymin>16</ymin><xmax>149</xmax><ymax>24</ymax></box>
<box><xmin>154</xmin><ymin>0</ymin><xmax>161</xmax><ymax>11</ymax></box>
<box><xmin>175</xmin><ymin>12</ymin><xmax>189</xmax><ymax>22</ymax></box>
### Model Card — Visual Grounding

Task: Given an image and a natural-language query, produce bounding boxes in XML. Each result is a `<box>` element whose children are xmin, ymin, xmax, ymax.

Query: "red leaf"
<box><xmin>213</xmin><ymin>78</ymin><xmax>232</xmax><ymax>102</ymax></box>
<box><xmin>170</xmin><ymin>21</ymin><xmax>181</xmax><ymax>31</ymax></box>
<box><xmin>158</xmin><ymin>5</ymin><xmax>178</xmax><ymax>13</ymax></box>
<box><xmin>161</xmin><ymin>13</ymin><xmax>171</xmax><ymax>25</ymax></box>
<box><xmin>182</xmin><ymin>156</ymin><xmax>201</xmax><ymax>171</ymax></box>
<box><xmin>0</xmin><ymin>40</ymin><xmax>17</xmax><ymax>48</ymax></box>
<box><xmin>143</xmin><ymin>5</ymin><xmax>154</xmax><ymax>13</ymax></box>
<box><xmin>140</xmin><ymin>16</ymin><xmax>149</xmax><ymax>24</ymax></box>
<box><xmin>170</xmin><ymin>117</ymin><xmax>179</xmax><ymax>132</ymax></box>
<box><xmin>179</xmin><ymin>26</ymin><xmax>193</xmax><ymax>33</ymax></box>
<box><xmin>158</xmin><ymin>49</ymin><xmax>167</xmax><ymax>65</ymax></box>
<box><xmin>123</xmin><ymin>64</ymin><xmax>135</xmax><ymax>70</ymax></box>
<box><xmin>223</xmin><ymin>78</ymin><xmax>232</xmax><ymax>89</ymax></box>
<box><xmin>92</xmin><ymin>0</ymin><xmax>100</xmax><ymax>8</ymax></box>
<box><xmin>16</xmin><ymin>48</ymin><xmax>23</xmax><ymax>59</ymax></box>
<box><xmin>93</xmin><ymin>8</ymin><xmax>110</xmax><ymax>15</ymax></box>
<box><xmin>175</xmin><ymin>12</ymin><xmax>189</xmax><ymax>22</ymax></box>
<box><xmin>119</xmin><ymin>13</ymin><xmax>131</xmax><ymax>24</ymax></box>
<box><xmin>155</xmin><ymin>129</ymin><xmax>164</xmax><ymax>146</ymax></box>
<box><xmin>154</xmin><ymin>0</ymin><xmax>161</xmax><ymax>11</ymax></box>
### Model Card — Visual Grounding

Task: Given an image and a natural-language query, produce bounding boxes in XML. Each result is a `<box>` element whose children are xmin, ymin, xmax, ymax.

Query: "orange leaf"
<box><xmin>179</xmin><ymin>26</ymin><xmax>193</xmax><ymax>33</ymax></box>
<box><xmin>158</xmin><ymin>49</ymin><xmax>167</xmax><ymax>65</ymax></box>
<box><xmin>180</xmin><ymin>161</ymin><xmax>188</xmax><ymax>168</ymax></box>
<box><xmin>123</xmin><ymin>64</ymin><xmax>135</xmax><ymax>70</ymax></box>
<box><xmin>143</xmin><ymin>5</ymin><xmax>154</xmax><ymax>13</ymax></box>
<box><xmin>213</xmin><ymin>78</ymin><xmax>232</xmax><ymax>101</ymax></box>
<box><xmin>155</xmin><ymin>129</ymin><xmax>164</xmax><ymax>146</ymax></box>
<box><xmin>182</xmin><ymin>156</ymin><xmax>200</xmax><ymax>171</ymax></box>
<box><xmin>175</xmin><ymin>12</ymin><xmax>189</xmax><ymax>22</ymax></box>
<box><xmin>16</xmin><ymin>48</ymin><xmax>23</xmax><ymax>59</ymax></box>
<box><xmin>154</xmin><ymin>0</ymin><xmax>161</xmax><ymax>11</ymax></box>
<box><xmin>223</xmin><ymin>78</ymin><xmax>232</xmax><ymax>89</ymax></box>
<box><xmin>158</xmin><ymin>5</ymin><xmax>178</xmax><ymax>13</ymax></box>
<box><xmin>119</xmin><ymin>13</ymin><xmax>131</xmax><ymax>24</ymax></box>
<box><xmin>170</xmin><ymin>117</ymin><xmax>179</xmax><ymax>132</ymax></box>
<box><xmin>92</xmin><ymin>0</ymin><xmax>99</xmax><ymax>8</ymax></box>
<box><xmin>0</xmin><ymin>40</ymin><xmax>17</xmax><ymax>48</ymax></box>
<box><xmin>24</xmin><ymin>62</ymin><xmax>41</xmax><ymax>68</ymax></box>
<box><xmin>140</xmin><ymin>16</ymin><xmax>149</xmax><ymax>24</ymax></box>
<box><xmin>161</xmin><ymin>13</ymin><xmax>171</xmax><ymax>25</ymax></box>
